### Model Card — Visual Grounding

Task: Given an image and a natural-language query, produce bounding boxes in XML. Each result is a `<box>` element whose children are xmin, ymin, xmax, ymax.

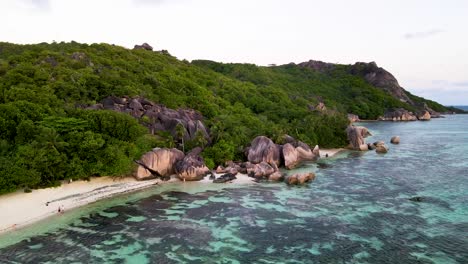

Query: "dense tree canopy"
<box><xmin>0</xmin><ymin>41</ymin><xmax>454</xmax><ymax>194</ymax></box>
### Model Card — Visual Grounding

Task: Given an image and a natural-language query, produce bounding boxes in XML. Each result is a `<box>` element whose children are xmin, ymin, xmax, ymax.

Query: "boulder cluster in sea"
<box><xmin>346</xmin><ymin>125</ymin><xmax>401</xmax><ymax>154</ymax></box>
<box><xmin>135</xmin><ymin>135</ymin><xmax>319</xmax><ymax>185</ymax></box>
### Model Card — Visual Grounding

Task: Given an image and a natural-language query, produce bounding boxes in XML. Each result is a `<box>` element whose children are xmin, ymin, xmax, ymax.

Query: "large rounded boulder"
<box><xmin>135</xmin><ymin>148</ymin><xmax>185</xmax><ymax>180</ymax></box>
<box><xmin>390</xmin><ymin>136</ymin><xmax>400</xmax><ymax>144</ymax></box>
<box><xmin>176</xmin><ymin>147</ymin><xmax>210</xmax><ymax>181</ymax></box>
<box><xmin>346</xmin><ymin>126</ymin><xmax>372</xmax><ymax>150</ymax></box>
<box><xmin>282</xmin><ymin>142</ymin><xmax>320</xmax><ymax>169</ymax></box>
<box><xmin>417</xmin><ymin>110</ymin><xmax>431</xmax><ymax>121</ymax></box>
<box><xmin>247</xmin><ymin>136</ymin><xmax>281</xmax><ymax>168</ymax></box>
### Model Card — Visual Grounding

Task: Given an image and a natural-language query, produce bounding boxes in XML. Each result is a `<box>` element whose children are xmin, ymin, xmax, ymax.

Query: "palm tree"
<box><xmin>175</xmin><ymin>123</ymin><xmax>186</xmax><ymax>153</ymax></box>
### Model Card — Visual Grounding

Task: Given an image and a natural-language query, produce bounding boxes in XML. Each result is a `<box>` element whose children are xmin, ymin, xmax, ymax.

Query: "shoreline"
<box><xmin>0</xmin><ymin>148</ymin><xmax>345</xmax><ymax>235</ymax></box>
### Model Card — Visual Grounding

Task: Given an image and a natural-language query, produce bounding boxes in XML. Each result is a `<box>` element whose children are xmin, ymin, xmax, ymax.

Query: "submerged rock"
<box><xmin>285</xmin><ymin>173</ymin><xmax>316</xmax><ymax>185</ymax></box>
<box><xmin>317</xmin><ymin>162</ymin><xmax>332</xmax><ymax>169</ymax></box>
<box><xmin>135</xmin><ymin>148</ymin><xmax>185</xmax><ymax>180</ymax></box>
<box><xmin>409</xmin><ymin>196</ymin><xmax>424</xmax><ymax>202</ymax></box>
<box><xmin>176</xmin><ymin>147</ymin><xmax>210</xmax><ymax>181</ymax></box>
<box><xmin>408</xmin><ymin>196</ymin><xmax>452</xmax><ymax>210</ymax></box>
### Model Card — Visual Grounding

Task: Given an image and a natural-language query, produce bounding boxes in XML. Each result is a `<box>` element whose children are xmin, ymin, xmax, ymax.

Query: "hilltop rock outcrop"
<box><xmin>91</xmin><ymin>96</ymin><xmax>210</xmax><ymax>143</ymax></box>
<box><xmin>298</xmin><ymin>60</ymin><xmax>335</xmax><ymax>73</ymax></box>
<box><xmin>176</xmin><ymin>147</ymin><xmax>210</xmax><ymax>181</ymax></box>
<box><xmin>349</xmin><ymin>62</ymin><xmax>413</xmax><ymax>105</ymax></box>
<box><xmin>135</xmin><ymin>148</ymin><xmax>185</xmax><ymax>180</ymax></box>
<box><xmin>134</xmin><ymin>43</ymin><xmax>153</xmax><ymax>51</ymax></box>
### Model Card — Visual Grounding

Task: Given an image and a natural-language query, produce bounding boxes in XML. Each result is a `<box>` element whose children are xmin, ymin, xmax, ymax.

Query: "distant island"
<box><xmin>0</xmin><ymin>41</ymin><xmax>465</xmax><ymax>194</ymax></box>
<box><xmin>451</xmin><ymin>105</ymin><xmax>468</xmax><ymax>111</ymax></box>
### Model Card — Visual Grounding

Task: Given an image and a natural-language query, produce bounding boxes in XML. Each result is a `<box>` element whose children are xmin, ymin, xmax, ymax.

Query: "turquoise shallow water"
<box><xmin>0</xmin><ymin>115</ymin><xmax>467</xmax><ymax>263</ymax></box>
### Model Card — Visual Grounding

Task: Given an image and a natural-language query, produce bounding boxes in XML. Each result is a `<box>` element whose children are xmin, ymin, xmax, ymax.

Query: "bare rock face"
<box><xmin>349</xmin><ymin>62</ymin><xmax>413</xmax><ymax>104</ymax></box>
<box><xmin>135</xmin><ymin>148</ymin><xmax>185</xmax><ymax>180</ymax></box>
<box><xmin>379</xmin><ymin>108</ymin><xmax>418</xmax><ymax>121</ymax></box>
<box><xmin>346</xmin><ymin>126</ymin><xmax>371</xmax><ymax>150</ymax></box>
<box><xmin>176</xmin><ymin>147</ymin><xmax>210</xmax><ymax>181</ymax></box>
<box><xmin>282</xmin><ymin>142</ymin><xmax>319</xmax><ymax>169</ymax></box>
<box><xmin>298</xmin><ymin>60</ymin><xmax>335</xmax><ymax>73</ymax></box>
<box><xmin>286</xmin><ymin>173</ymin><xmax>316</xmax><ymax>185</ymax></box>
<box><xmin>347</xmin><ymin>114</ymin><xmax>360</xmax><ymax>123</ymax></box>
<box><xmin>93</xmin><ymin>96</ymin><xmax>210</xmax><ymax>143</ymax></box>
<box><xmin>247</xmin><ymin>136</ymin><xmax>281</xmax><ymax>169</ymax></box>
<box><xmin>134</xmin><ymin>43</ymin><xmax>153</xmax><ymax>51</ymax></box>
<box><xmin>390</xmin><ymin>136</ymin><xmax>400</xmax><ymax>144</ymax></box>
<box><xmin>417</xmin><ymin>110</ymin><xmax>431</xmax><ymax>121</ymax></box>
<box><xmin>70</xmin><ymin>52</ymin><xmax>93</xmax><ymax>66</ymax></box>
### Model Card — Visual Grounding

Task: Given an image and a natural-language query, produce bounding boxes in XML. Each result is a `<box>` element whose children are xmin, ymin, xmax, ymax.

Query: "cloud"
<box><xmin>403</xmin><ymin>29</ymin><xmax>444</xmax><ymax>39</ymax></box>
<box><xmin>18</xmin><ymin>0</ymin><xmax>50</xmax><ymax>10</ymax></box>
<box><xmin>132</xmin><ymin>0</ymin><xmax>167</xmax><ymax>6</ymax></box>
<box><xmin>453</xmin><ymin>81</ymin><xmax>468</xmax><ymax>87</ymax></box>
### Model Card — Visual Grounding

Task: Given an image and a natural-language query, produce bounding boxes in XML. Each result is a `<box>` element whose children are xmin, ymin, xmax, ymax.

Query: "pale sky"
<box><xmin>1</xmin><ymin>0</ymin><xmax>467</xmax><ymax>105</ymax></box>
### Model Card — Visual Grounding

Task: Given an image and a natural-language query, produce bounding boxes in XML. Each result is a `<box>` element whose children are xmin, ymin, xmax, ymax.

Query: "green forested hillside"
<box><xmin>0</xmin><ymin>41</ymin><xmax>450</xmax><ymax>193</ymax></box>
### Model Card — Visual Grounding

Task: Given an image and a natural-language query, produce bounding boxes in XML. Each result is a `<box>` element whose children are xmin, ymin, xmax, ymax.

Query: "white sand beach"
<box><xmin>0</xmin><ymin>148</ymin><xmax>344</xmax><ymax>235</ymax></box>
<box><xmin>0</xmin><ymin>177</ymin><xmax>164</xmax><ymax>234</ymax></box>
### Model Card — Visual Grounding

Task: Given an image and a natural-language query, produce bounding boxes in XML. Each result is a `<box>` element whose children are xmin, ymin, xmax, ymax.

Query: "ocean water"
<box><xmin>0</xmin><ymin>115</ymin><xmax>467</xmax><ymax>263</ymax></box>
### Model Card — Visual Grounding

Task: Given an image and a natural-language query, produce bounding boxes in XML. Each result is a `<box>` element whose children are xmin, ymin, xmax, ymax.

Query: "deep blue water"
<box><xmin>0</xmin><ymin>115</ymin><xmax>467</xmax><ymax>263</ymax></box>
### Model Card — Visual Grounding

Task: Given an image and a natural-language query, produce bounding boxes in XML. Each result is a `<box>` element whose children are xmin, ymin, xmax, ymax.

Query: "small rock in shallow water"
<box><xmin>375</xmin><ymin>144</ymin><xmax>389</xmax><ymax>154</ymax></box>
<box><xmin>373</xmin><ymin>141</ymin><xmax>385</xmax><ymax>147</ymax></box>
<box><xmin>213</xmin><ymin>173</ymin><xmax>237</xmax><ymax>183</ymax></box>
<box><xmin>390</xmin><ymin>136</ymin><xmax>400</xmax><ymax>144</ymax></box>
